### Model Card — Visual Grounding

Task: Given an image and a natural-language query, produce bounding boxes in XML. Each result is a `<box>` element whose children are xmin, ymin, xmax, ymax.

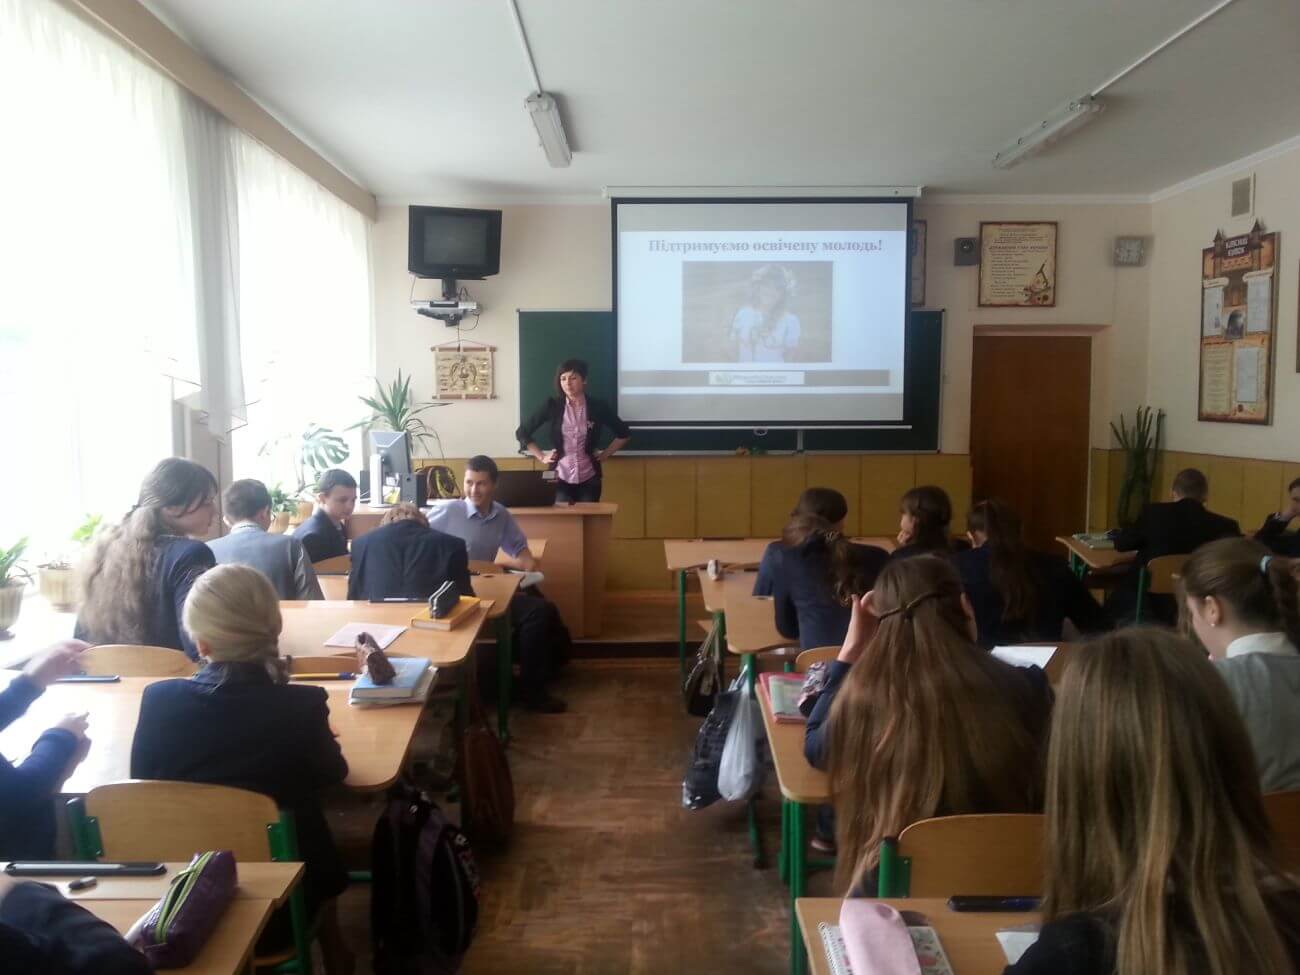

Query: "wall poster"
<box><xmin>978</xmin><ymin>221</ymin><xmax>1057</xmax><ymax>307</ymax></box>
<box><xmin>910</xmin><ymin>219</ymin><xmax>927</xmax><ymax>306</ymax></box>
<box><xmin>1198</xmin><ymin>221</ymin><xmax>1277</xmax><ymax>424</ymax></box>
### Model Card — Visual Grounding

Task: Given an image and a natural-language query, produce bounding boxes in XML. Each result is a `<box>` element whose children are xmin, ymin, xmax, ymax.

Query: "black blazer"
<box><xmin>294</xmin><ymin>509</ymin><xmax>349</xmax><ymax>564</ymax></box>
<box><xmin>771</xmin><ymin>539</ymin><xmax>890</xmax><ymax>650</ymax></box>
<box><xmin>955</xmin><ymin>546</ymin><xmax>1110</xmax><ymax>649</ymax></box>
<box><xmin>515</xmin><ymin>396</ymin><xmax>630</xmax><ymax>479</ymax></box>
<box><xmin>1113</xmin><ymin>497</ymin><xmax>1240</xmax><ymax>565</ymax></box>
<box><xmin>1257</xmin><ymin>514</ymin><xmax>1300</xmax><ymax>557</ymax></box>
<box><xmin>346</xmin><ymin>519</ymin><xmax>472</xmax><ymax>601</ymax></box>
<box><xmin>0</xmin><ymin>881</ymin><xmax>152</xmax><ymax>975</ymax></box>
<box><xmin>130</xmin><ymin>663</ymin><xmax>349</xmax><ymax>906</ymax></box>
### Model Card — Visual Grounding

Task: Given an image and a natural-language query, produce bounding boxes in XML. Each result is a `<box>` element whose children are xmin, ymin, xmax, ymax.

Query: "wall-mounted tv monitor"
<box><xmin>408</xmin><ymin>205</ymin><xmax>502</xmax><ymax>280</ymax></box>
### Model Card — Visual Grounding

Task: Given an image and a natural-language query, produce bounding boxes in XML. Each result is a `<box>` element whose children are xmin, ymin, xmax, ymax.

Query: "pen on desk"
<box><xmin>290</xmin><ymin>672</ymin><xmax>356</xmax><ymax>681</ymax></box>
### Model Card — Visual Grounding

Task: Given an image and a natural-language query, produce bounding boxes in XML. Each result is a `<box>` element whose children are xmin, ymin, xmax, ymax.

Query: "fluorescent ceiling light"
<box><xmin>526</xmin><ymin>92</ymin><xmax>571</xmax><ymax>168</ymax></box>
<box><xmin>992</xmin><ymin>95</ymin><xmax>1105</xmax><ymax>169</ymax></box>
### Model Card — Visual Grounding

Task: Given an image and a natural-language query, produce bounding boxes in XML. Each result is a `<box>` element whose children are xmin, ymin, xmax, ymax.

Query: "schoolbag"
<box><xmin>682</xmin><ymin>685</ymin><xmax>740</xmax><ymax>810</ymax></box>
<box><xmin>456</xmin><ymin>688</ymin><xmax>516</xmax><ymax>846</ymax></box>
<box><xmin>371</xmin><ymin>782</ymin><xmax>481</xmax><ymax>975</ymax></box>
<box><xmin>682</xmin><ymin>617</ymin><xmax>722</xmax><ymax>717</ymax></box>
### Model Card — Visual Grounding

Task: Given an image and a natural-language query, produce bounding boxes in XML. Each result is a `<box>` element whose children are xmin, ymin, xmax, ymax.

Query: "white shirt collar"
<box><xmin>463</xmin><ymin>497</ymin><xmax>496</xmax><ymax>521</ymax></box>
<box><xmin>1225</xmin><ymin>632</ymin><xmax>1298</xmax><ymax>659</ymax></box>
<box><xmin>231</xmin><ymin>522</ymin><xmax>265</xmax><ymax>533</ymax></box>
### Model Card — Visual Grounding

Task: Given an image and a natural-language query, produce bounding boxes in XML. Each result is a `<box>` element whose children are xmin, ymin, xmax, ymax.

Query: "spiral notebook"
<box><xmin>819</xmin><ymin>922</ymin><xmax>852</xmax><ymax>975</ymax></box>
<box><xmin>820</xmin><ymin>921</ymin><xmax>956</xmax><ymax>975</ymax></box>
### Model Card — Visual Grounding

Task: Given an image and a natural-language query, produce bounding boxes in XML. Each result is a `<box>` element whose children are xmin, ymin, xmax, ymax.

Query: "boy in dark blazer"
<box><xmin>1255</xmin><ymin>477</ymin><xmax>1300</xmax><ymax>557</ymax></box>
<box><xmin>346</xmin><ymin>504</ymin><xmax>472</xmax><ymax>601</ymax></box>
<box><xmin>294</xmin><ymin>469</ymin><xmax>356</xmax><ymax>563</ymax></box>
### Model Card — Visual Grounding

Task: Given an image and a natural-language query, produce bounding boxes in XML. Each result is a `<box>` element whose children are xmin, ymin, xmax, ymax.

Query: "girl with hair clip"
<box><xmin>804</xmin><ymin>556</ymin><xmax>1053</xmax><ymax>895</ymax></box>
<box><xmin>955</xmin><ymin>499</ymin><xmax>1108</xmax><ymax>648</ymax></box>
<box><xmin>1180</xmin><ymin>536</ymin><xmax>1300</xmax><ymax>792</ymax></box>
<box><xmin>77</xmin><ymin>458</ymin><xmax>217</xmax><ymax>660</ymax></box>
<box><xmin>890</xmin><ymin>485</ymin><xmax>954</xmax><ymax>560</ymax></box>
<box><xmin>753</xmin><ymin>488</ymin><xmax>890</xmax><ymax>650</ymax></box>
<box><xmin>731</xmin><ymin>264</ymin><xmax>801</xmax><ymax>362</ymax></box>
<box><xmin>131</xmin><ymin>564</ymin><xmax>353</xmax><ymax>974</ymax></box>
<box><xmin>1006</xmin><ymin>628</ymin><xmax>1300</xmax><ymax>975</ymax></box>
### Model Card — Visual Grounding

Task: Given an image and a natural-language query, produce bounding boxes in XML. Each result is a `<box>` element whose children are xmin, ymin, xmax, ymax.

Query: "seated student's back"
<box><xmin>889</xmin><ymin>485</ymin><xmax>955</xmax><ymax>560</ymax></box>
<box><xmin>206</xmin><ymin>479</ymin><xmax>322</xmax><ymax>600</ymax></box>
<box><xmin>1006</xmin><ymin>628</ymin><xmax>1300</xmax><ymax>975</ymax></box>
<box><xmin>346</xmin><ymin>504</ymin><xmax>472</xmax><ymax>601</ymax></box>
<box><xmin>1180</xmin><ymin>537</ymin><xmax>1300</xmax><ymax>792</ymax></box>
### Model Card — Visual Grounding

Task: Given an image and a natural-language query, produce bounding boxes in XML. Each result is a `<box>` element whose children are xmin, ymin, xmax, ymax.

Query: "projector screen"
<box><xmin>614</xmin><ymin>198</ymin><xmax>911</xmax><ymax>427</ymax></box>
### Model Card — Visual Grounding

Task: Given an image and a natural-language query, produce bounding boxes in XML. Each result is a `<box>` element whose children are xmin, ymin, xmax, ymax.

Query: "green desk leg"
<box><xmin>495</xmin><ymin>614</ymin><xmax>514</xmax><ymax>742</ymax></box>
<box><xmin>677</xmin><ymin>569</ymin><xmax>688</xmax><ymax>679</ymax></box>
<box><xmin>779</xmin><ymin>798</ymin><xmax>790</xmax><ymax>884</ymax></box>
<box><xmin>742</xmin><ymin>652</ymin><xmax>765</xmax><ymax>868</ymax></box>
<box><xmin>789</xmin><ymin>801</ymin><xmax>806</xmax><ymax>975</ymax></box>
<box><xmin>1068</xmin><ymin>551</ymin><xmax>1085</xmax><ymax>581</ymax></box>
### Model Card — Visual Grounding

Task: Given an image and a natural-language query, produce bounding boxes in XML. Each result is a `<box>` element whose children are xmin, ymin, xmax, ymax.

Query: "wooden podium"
<box><xmin>347</xmin><ymin>503</ymin><xmax>616</xmax><ymax>638</ymax></box>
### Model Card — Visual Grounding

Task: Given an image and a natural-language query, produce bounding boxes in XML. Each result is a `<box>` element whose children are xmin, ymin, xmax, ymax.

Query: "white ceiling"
<box><xmin>145</xmin><ymin>0</ymin><xmax>1300</xmax><ymax>202</ymax></box>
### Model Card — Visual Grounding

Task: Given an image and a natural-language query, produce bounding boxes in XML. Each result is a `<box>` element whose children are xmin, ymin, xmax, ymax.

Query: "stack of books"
<box><xmin>349</xmin><ymin>656</ymin><xmax>435</xmax><ymax>708</ymax></box>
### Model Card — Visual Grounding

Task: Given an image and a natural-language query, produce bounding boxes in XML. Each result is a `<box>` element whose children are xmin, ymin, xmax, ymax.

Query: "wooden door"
<box><xmin>970</xmin><ymin>335</ymin><xmax>1091</xmax><ymax>553</ymax></box>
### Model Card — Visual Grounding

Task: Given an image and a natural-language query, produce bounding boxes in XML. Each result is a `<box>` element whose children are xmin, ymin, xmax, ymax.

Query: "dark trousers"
<box><xmin>510</xmin><ymin>591</ymin><xmax>572</xmax><ymax>692</ymax></box>
<box><xmin>555</xmin><ymin>476</ymin><xmax>602</xmax><ymax>503</ymax></box>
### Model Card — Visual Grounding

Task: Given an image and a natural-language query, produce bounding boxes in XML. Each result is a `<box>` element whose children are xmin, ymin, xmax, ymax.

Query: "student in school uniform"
<box><xmin>77</xmin><ymin>457</ymin><xmax>218</xmax><ymax>661</ymax></box>
<box><xmin>889</xmin><ymin>485</ymin><xmax>955</xmax><ymax>560</ymax></box>
<box><xmin>294</xmin><ymin>468</ymin><xmax>357</xmax><ymax>564</ymax></box>
<box><xmin>0</xmin><ymin>640</ymin><xmax>90</xmax><ymax>859</ymax></box>
<box><xmin>428</xmin><ymin>455</ymin><xmax>570</xmax><ymax>712</ymax></box>
<box><xmin>130</xmin><ymin>564</ymin><xmax>353</xmax><ymax>975</ymax></box>
<box><xmin>753</xmin><ymin>488</ymin><xmax>889</xmax><ymax>650</ymax></box>
<box><xmin>346</xmin><ymin>503</ymin><xmax>472</xmax><ymax>602</ymax></box>
<box><xmin>1180</xmin><ymin>537</ymin><xmax>1300</xmax><ymax>792</ymax></box>
<box><xmin>1109</xmin><ymin>467</ymin><xmax>1240</xmax><ymax>624</ymax></box>
<box><xmin>0</xmin><ymin>875</ymin><xmax>151</xmax><ymax>975</ymax></box>
<box><xmin>1255</xmin><ymin>476</ymin><xmax>1300</xmax><ymax>557</ymax></box>
<box><xmin>955</xmin><ymin>499</ymin><xmax>1108</xmax><ymax>648</ymax></box>
<box><xmin>206</xmin><ymin>479</ymin><xmax>323</xmax><ymax>600</ymax></box>
<box><xmin>1005</xmin><ymin>628</ymin><xmax>1300</xmax><ymax>975</ymax></box>
<box><xmin>804</xmin><ymin>555</ymin><xmax>1052</xmax><ymax>895</ymax></box>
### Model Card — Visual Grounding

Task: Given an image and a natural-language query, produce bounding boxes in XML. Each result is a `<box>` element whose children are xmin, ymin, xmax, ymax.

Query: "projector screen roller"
<box><xmin>614</xmin><ymin>198</ymin><xmax>911</xmax><ymax>426</ymax></box>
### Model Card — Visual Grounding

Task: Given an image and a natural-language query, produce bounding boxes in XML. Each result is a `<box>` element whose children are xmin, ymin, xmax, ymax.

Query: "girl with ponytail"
<box><xmin>77</xmin><ymin>458</ymin><xmax>218</xmax><ymax>660</ymax></box>
<box><xmin>805</xmin><ymin>555</ymin><xmax>1053</xmax><ymax>895</ymax></box>
<box><xmin>1180</xmin><ymin>536</ymin><xmax>1300</xmax><ymax>791</ymax></box>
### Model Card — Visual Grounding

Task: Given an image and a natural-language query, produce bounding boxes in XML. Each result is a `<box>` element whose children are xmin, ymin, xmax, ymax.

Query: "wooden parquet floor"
<box><xmin>336</xmin><ymin>658</ymin><xmax>827</xmax><ymax>973</ymax></box>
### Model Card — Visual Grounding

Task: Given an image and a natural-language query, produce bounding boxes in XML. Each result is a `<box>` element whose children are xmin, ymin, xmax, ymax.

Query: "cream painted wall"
<box><xmin>373</xmin><ymin>199</ymin><xmax>1152</xmax><ymax>457</ymax></box>
<box><xmin>1147</xmin><ymin>143</ymin><xmax>1300</xmax><ymax>462</ymax></box>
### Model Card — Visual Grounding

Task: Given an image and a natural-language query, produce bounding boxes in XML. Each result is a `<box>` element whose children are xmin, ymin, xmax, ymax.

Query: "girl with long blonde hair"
<box><xmin>1007</xmin><ymin>628</ymin><xmax>1300</xmax><ymax>975</ymax></box>
<box><xmin>809</xmin><ymin>555</ymin><xmax>1052</xmax><ymax>894</ymax></box>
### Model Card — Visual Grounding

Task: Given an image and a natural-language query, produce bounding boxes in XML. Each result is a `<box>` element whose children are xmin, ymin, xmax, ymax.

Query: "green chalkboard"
<box><xmin>517</xmin><ymin>309</ymin><xmax>943</xmax><ymax>453</ymax></box>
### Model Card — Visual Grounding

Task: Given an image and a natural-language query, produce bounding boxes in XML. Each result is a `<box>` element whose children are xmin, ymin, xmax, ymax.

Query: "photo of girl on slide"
<box><xmin>680</xmin><ymin>261</ymin><xmax>833</xmax><ymax>364</ymax></box>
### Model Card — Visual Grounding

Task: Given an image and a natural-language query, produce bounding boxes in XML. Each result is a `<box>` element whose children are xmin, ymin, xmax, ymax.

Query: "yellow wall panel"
<box><xmin>1088</xmin><ymin>449</ymin><xmax>1111</xmax><ymax>531</ymax></box>
<box><xmin>601</xmin><ymin>458</ymin><xmax>645</xmax><ymax>539</ymax></box>
<box><xmin>750</xmin><ymin>457</ymin><xmax>806</xmax><ymax>536</ymax></box>
<box><xmin>606</xmin><ymin>538</ymin><xmax>673</xmax><ymax>591</ymax></box>
<box><xmin>805</xmin><ymin>456</ymin><xmax>863</xmax><ymax>536</ymax></box>
<box><xmin>696</xmin><ymin>457</ymin><xmax>752</xmax><ymax>537</ymax></box>
<box><xmin>1241</xmin><ymin>461</ymin><xmax>1284</xmax><ymax>532</ymax></box>
<box><xmin>1107</xmin><ymin>449</ymin><xmax>1129</xmax><ymax>525</ymax></box>
<box><xmin>496</xmin><ymin>456</ymin><xmax>536</xmax><ymax>471</ymax></box>
<box><xmin>644</xmin><ymin>458</ymin><xmax>698</xmax><ymax>538</ymax></box>
<box><xmin>860</xmin><ymin>455</ymin><xmax>916</xmax><ymax>535</ymax></box>
<box><xmin>916</xmin><ymin>454</ymin><xmax>972</xmax><ymax>535</ymax></box>
<box><xmin>1208</xmin><ymin>456</ymin><xmax>1245</xmax><ymax>523</ymax></box>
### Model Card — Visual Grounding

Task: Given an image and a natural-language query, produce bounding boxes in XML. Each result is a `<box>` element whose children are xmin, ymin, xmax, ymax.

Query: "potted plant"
<box><xmin>1110</xmin><ymin>406</ymin><xmax>1165</xmax><ymax>528</ymax></box>
<box><xmin>259</xmin><ymin>425</ymin><xmax>351</xmax><ymax>524</ymax></box>
<box><xmin>37</xmin><ymin>513</ymin><xmax>102</xmax><ymax>610</ymax></box>
<box><xmin>268</xmin><ymin>485</ymin><xmax>297</xmax><ymax>534</ymax></box>
<box><xmin>354</xmin><ymin>369</ymin><xmax>447</xmax><ymax>461</ymax></box>
<box><xmin>0</xmin><ymin>537</ymin><xmax>31</xmax><ymax>634</ymax></box>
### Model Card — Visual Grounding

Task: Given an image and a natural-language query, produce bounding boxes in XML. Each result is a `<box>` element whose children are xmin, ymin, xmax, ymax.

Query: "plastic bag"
<box><xmin>718</xmin><ymin>677</ymin><xmax>763</xmax><ymax>801</ymax></box>
<box><xmin>682</xmin><ymin>680</ymin><xmax>739</xmax><ymax>810</ymax></box>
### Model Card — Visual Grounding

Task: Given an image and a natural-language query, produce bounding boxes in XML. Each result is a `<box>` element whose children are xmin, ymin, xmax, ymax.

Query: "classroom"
<box><xmin>2</xmin><ymin>1</ymin><xmax>1300</xmax><ymax>973</ymax></box>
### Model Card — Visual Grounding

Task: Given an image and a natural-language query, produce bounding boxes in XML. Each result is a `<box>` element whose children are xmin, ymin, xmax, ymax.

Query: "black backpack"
<box><xmin>371</xmin><ymin>782</ymin><xmax>481</xmax><ymax>974</ymax></box>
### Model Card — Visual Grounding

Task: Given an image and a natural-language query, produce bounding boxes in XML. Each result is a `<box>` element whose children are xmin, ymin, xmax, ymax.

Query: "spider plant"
<box><xmin>1110</xmin><ymin>406</ymin><xmax>1164</xmax><ymax>528</ymax></box>
<box><xmin>0</xmin><ymin>537</ymin><xmax>32</xmax><ymax>588</ymax></box>
<box><xmin>354</xmin><ymin>369</ymin><xmax>445</xmax><ymax>457</ymax></box>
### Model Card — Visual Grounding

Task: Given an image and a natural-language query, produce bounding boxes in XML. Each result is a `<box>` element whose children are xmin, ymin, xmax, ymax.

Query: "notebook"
<box><xmin>760</xmin><ymin>673</ymin><xmax>806</xmax><ymax>723</ymax></box>
<box><xmin>992</xmin><ymin>645</ymin><xmax>1057</xmax><ymax>669</ymax></box>
<box><xmin>996</xmin><ymin>929</ymin><xmax>1040</xmax><ymax>965</ymax></box>
<box><xmin>819</xmin><ymin>922</ymin><xmax>852</xmax><ymax>975</ymax></box>
<box><xmin>324</xmin><ymin>622</ymin><xmax>406</xmax><ymax>650</ymax></box>
<box><xmin>349</xmin><ymin>665</ymin><xmax>437</xmax><ymax>708</ymax></box>
<box><xmin>350</xmin><ymin>656</ymin><xmax>431</xmax><ymax>701</ymax></box>
<box><xmin>1072</xmin><ymin>531</ymin><xmax>1115</xmax><ymax>550</ymax></box>
<box><xmin>820</xmin><ymin>922</ymin><xmax>955</xmax><ymax>975</ymax></box>
<box><xmin>409</xmin><ymin>596</ymin><xmax>482</xmax><ymax>631</ymax></box>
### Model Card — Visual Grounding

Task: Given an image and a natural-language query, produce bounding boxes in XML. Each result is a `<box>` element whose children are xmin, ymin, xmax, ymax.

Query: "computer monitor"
<box><xmin>369</xmin><ymin>430</ymin><xmax>410</xmax><ymax>478</ymax></box>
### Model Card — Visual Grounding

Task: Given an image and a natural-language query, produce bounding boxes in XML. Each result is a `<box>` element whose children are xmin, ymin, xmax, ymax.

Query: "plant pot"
<box><xmin>270</xmin><ymin>511</ymin><xmax>292</xmax><ymax>534</ymax></box>
<box><xmin>0</xmin><ymin>582</ymin><xmax>23</xmax><ymax>633</ymax></box>
<box><xmin>39</xmin><ymin>566</ymin><xmax>78</xmax><ymax>611</ymax></box>
<box><xmin>290</xmin><ymin>501</ymin><xmax>314</xmax><ymax>526</ymax></box>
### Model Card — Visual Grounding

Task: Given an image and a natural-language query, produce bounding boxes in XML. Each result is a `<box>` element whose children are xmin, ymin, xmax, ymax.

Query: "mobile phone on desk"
<box><xmin>55</xmin><ymin>675</ymin><xmax>121</xmax><ymax>683</ymax></box>
<box><xmin>5</xmin><ymin>861</ymin><xmax>166</xmax><ymax>877</ymax></box>
<box><xmin>947</xmin><ymin>895</ymin><xmax>1039</xmax><ymax>912</ymax></box>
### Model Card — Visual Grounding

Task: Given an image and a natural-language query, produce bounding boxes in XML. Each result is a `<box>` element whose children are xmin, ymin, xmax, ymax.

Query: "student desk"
<box><xmin>35</xmin><ymin>861</ymin><xmax>304</xmax><ymax>905</ymax></box>
<box><xmin>350</xmin><ymin>503</ymin><xmax>615</xmax><ymax>638</ymax></box>
<box><xmin>1055</xmin><ymin>535</ymin><xmax>1135</xmax><ymax>578</ymax></box>
<box><xmin>278</xmin><ymin>599</ymin><xmax>492</xmax><ymax>667</ymax></box>
<box><xmin>0</xmin><ymin>672</ymin><xmax>426</xmax><ymax>794</ymax></box>
<box><xmin>796</xmin><ymin>897</ymin><xmax>1039</xmax><ymax>975</ymax></box>
<box><xmin>759</xmin><ymin>681</ymin><xmax>830</xmax><ymax>975</ymax></box>
<box><xmin>86</xmin><ymin>896</ymin><xmax>276</xmax><ymax>975</ymax></box>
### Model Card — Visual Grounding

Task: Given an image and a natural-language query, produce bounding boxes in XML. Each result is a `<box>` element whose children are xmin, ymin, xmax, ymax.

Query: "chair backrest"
<box><xmin>312</xmin><ymin>554</ymin><xmax>351</xmax><ymax>575</ymax></box>
<box><xmin>894</xmin><ymin>814</ymin><xmax>1045</xmax><ymax>897</ymax></box>
<box><xmin>794</xmin><ymin>646</ymin><xmax>838</xmax><ymax>673</ymax></box>
<box><xmin>1145</xmin><ymin>554</ymin><xmax>1188</xmax><ymax>595</ymax></box>
<box><xmin>1264</xmin><ymin>790</ymin><xmax>1300</xmax><ymax>872</ymax></box>
<box><xmin>317</xmin><ymin>575</ymin><xmax>348</xmax><ymax>600</ymax></box>
<box><xmin>80</xmin><ymin>645</ymin><xmax>197</xmax><ymax>678</ymax></box>
<box><xmin>82</xmin><ymin>780</ymin><xmax>281</xmax><ymax>862</ymax></box>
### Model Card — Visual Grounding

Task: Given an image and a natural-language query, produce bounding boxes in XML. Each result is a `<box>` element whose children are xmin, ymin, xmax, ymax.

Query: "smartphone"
<box><xmin>947</xmin><ymin>895</ymin><xmax>1039</xmax><ymax>913</ymax></box>
<box><xmin>54</xmin><ymin>675</ymin><xmax>121</xmax><ymax>683</ymax></box>
<box><xmin>5</xmin><ymin>861</ymin><xmax>166</xmax><ymax>877</ymax></box>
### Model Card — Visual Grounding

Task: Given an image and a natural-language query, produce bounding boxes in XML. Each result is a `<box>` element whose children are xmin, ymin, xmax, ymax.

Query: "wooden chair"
<box><xmin>1264</xmin><ymin>790</ymin><xmax>1300</xmax><ymax>872</ymax></box>
<box><xmin>1134</xmin><ymin>553</ymin><xmax>1188</xmax><ymax>624</ymax></box>
<box><xmin>878</xmin><ymin>813</ymin><xmax>1045</xmax><ymax>897</ymax></box>
<box><xmin>79</xmin><ymin>645</ymin><xmax>197</xmax><ymax>678</ymax></box>
<box><xmin>794</xmin><ymin>646</ymin><xmax>838</xmax><ymax>673</ymax></box>
<box><xmin>311</xmin><ymin>554</ymin><xmax>351</xmax><ymax>575</ymax></box>
<box><xmin>317</xmin><ymin>575</ymin><xmax>348</xmax><ymax>600</ymax></box>
<box><xmin>69</xmin><ymin>780</ymin><xmax>312</xmax><ymax>972</ymax></box>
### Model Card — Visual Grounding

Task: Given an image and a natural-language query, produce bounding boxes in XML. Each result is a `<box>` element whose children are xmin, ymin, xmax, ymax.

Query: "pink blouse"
<box><xmin>555</xmin><ymin>397</ymin><xmax>596</xmax><ymax>485</ymax></box>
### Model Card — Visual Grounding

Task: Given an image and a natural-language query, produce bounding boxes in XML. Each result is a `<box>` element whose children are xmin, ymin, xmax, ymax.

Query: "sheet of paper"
<box><xmin>1202</xmin><ymin>283</ymin><xmax>1224</xmax><ymax>337</ymax></box>
<box><xmin>324</xmin><ymin>622</ymin><xmax>406</xmax><ymax>650</ymax></box>
<box><xmin>1234</xmin><ymin>345</ymin><xmax>1261</xmax><ymax>404</ymax></box>
<box><xmin>996</xmin><ymin>930</ymin><xmax>1039</xmax><ymax>964</ymax></box>
<box><xmin>992</xmin><ymin>645</ymin><xmax>1056</xmax><ymax>669</ymax></box>
<box><xmin>1200</xmin><ymin>342</ymin><xmax>1232</xmax><ymax>415</ymax></box>
<box><xmin>1246</xmin><ymin>273</ymin><xmax>1272</xmax><ymax>333</ymax></box>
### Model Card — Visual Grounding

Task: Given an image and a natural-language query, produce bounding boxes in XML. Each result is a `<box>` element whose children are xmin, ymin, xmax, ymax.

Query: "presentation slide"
<box><xmin>615</xmin><ymin>200</ymin><xmax>910</xmax><ymax>426</ymax></box>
